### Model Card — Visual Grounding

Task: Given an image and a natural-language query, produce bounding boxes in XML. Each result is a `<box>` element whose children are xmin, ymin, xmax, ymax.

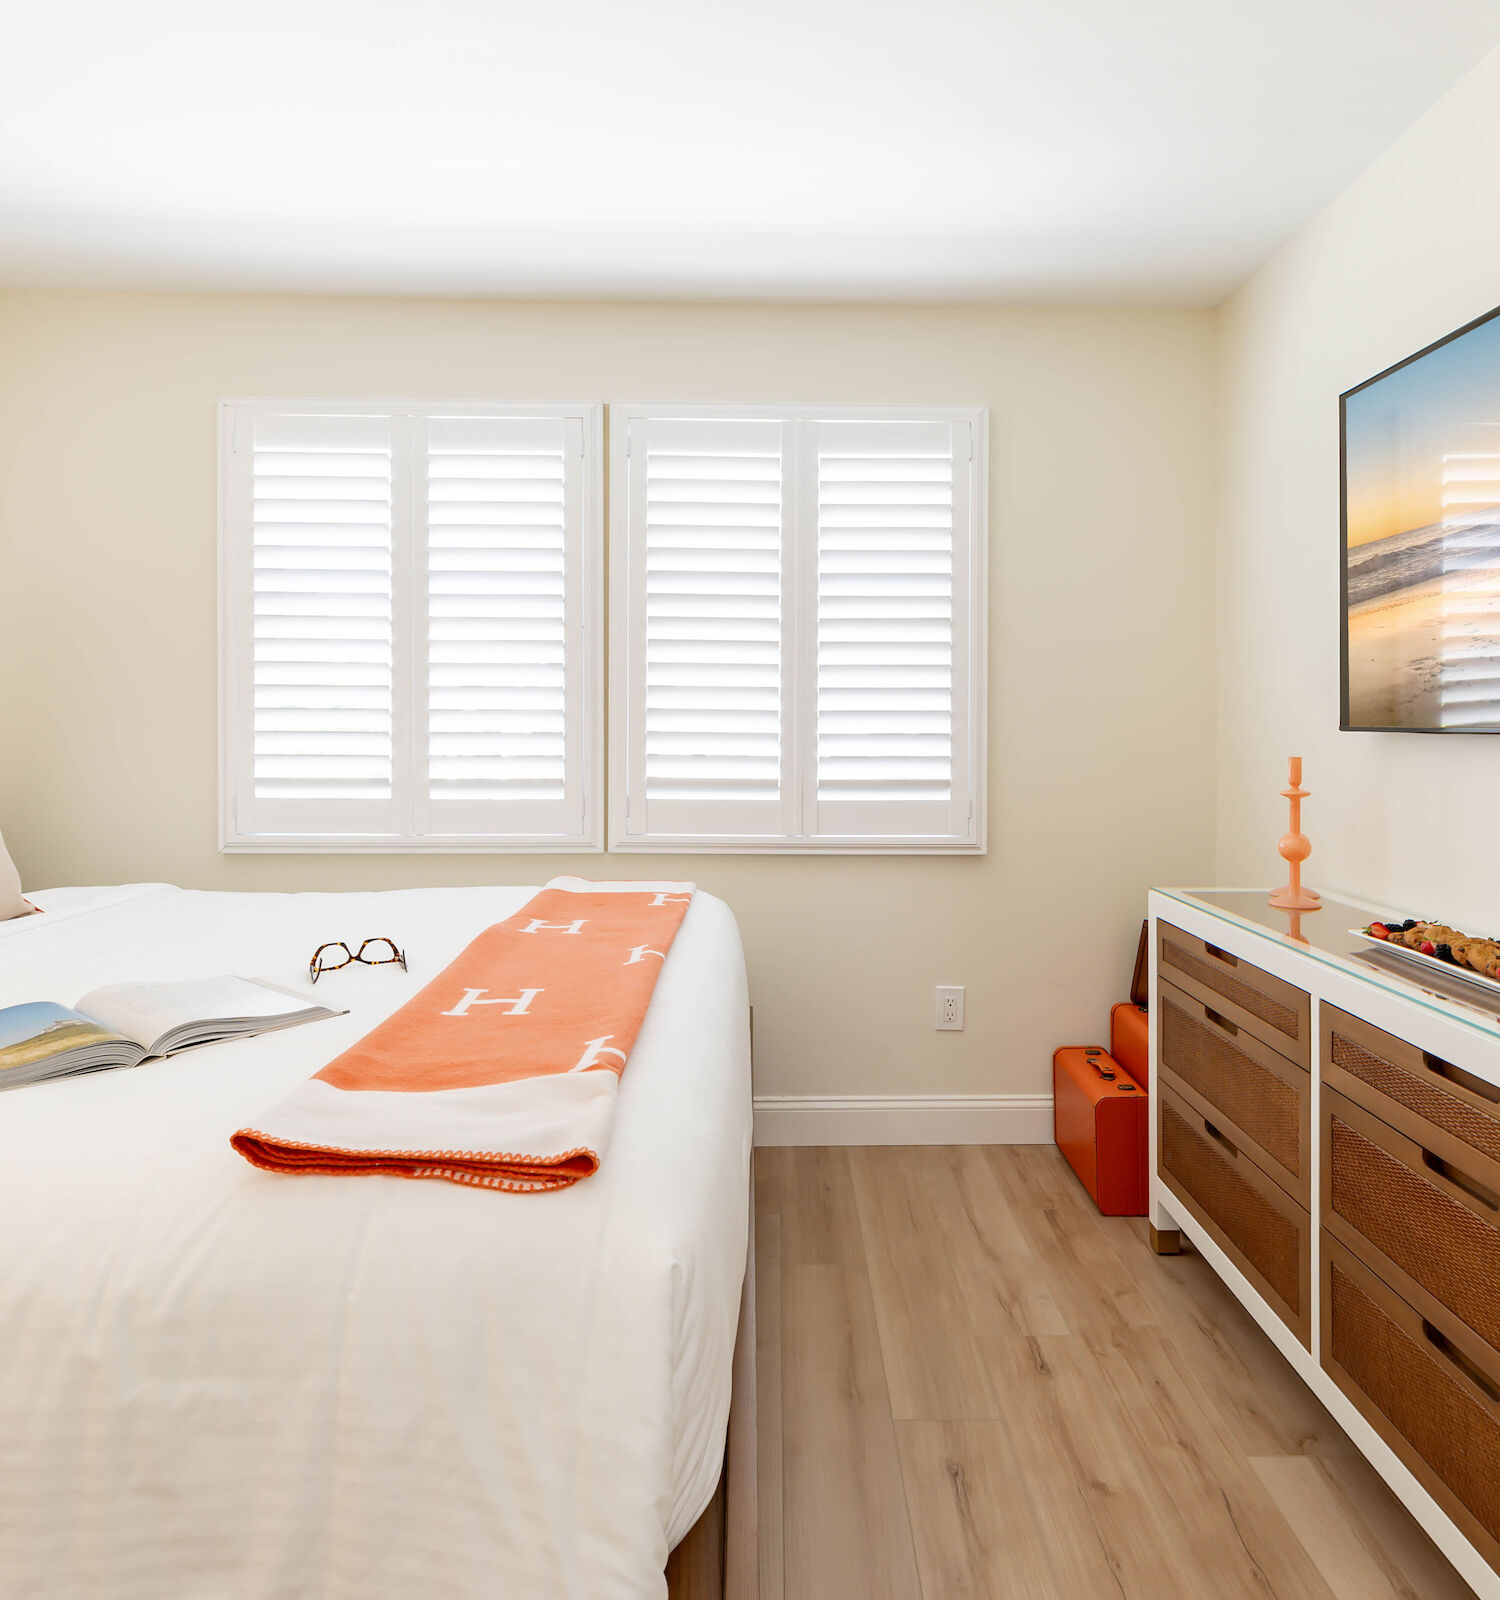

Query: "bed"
<box><xmin>0</xmin><ymin>881</ymin><xmax>754</xmax><ymax>1600</ymax></box>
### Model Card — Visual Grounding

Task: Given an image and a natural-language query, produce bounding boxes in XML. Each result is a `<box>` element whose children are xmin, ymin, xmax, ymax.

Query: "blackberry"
<box><xmin>1435</xmin><ymin>943</ymin><xmax>1454</xmax><ymax>961</ymax></box>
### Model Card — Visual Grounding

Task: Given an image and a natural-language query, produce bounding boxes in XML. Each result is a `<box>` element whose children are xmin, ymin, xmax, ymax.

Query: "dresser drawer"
<box><xmin>1324</xmin><ymin>1087</ymin><xmax>1500</xmax><ymax>1366</ymax></box>
<box><xmin>1158</xmin><ymin>978</ymin><xmax>1309</xmax><ymax>1202</ymax></box>
<box><xmin>1324</xmin><ymin>1004</ymin><xmax>1500</xmax><ymax>1185</ymax></box>
<box><xmin>1323</xmin><ymin>1234</ymin><xmax>1500</xmax><ymax>1572</ymax></box>
<box><xmin>1157</xmin><ymin>921</ymin><xmax>1310</xmax><ymax>1064</ymax></box>
<box><xmin>1157</xmin><ymin>1080</ymin><xmax>1311</xmax><ymax>1346</ymax></box>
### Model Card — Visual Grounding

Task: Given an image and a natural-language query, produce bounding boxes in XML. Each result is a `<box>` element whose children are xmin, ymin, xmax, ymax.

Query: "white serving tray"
<box><xmin>1349</xmin><ymin>927</ymin><xmax>1500</xmax><ymax>999</ymax></box>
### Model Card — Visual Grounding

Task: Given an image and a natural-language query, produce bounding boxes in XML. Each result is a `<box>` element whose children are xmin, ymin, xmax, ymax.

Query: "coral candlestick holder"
<box><xmin>1268</xmin><ymin>756</ymin><xmax>1321</xmax><ymax>911</ymax></box>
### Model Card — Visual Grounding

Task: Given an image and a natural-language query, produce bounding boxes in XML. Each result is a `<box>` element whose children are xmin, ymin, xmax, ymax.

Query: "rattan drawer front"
<box><xmin>1323</xmin><ymin>1235</ymin><xmax>1500</xmax><ymax>1573</ymax></box>
<box><xmin>1324</xmin><ymin>1088</ymin><xmax>1500</xmax><ymax>1365</ymax></box>
<box><xmin>1157</xmin><ymin>922</ymin><xmax>1309</xmax><ymax>1064</ymax></box>
<box><xmin>1157</xmin><ymin>1081</ymin><xmax>1311</xmax><ymax>1346</ymax></box>
<box><xmin>1158</xmin><ymin>978</ymin><xmax>1309</xmax><ymax>1201</ymax></box>
<box><xmin>1323</xmin><ymin>1004</ymin><xmax>1500</xmax><ymax>1189</ymax></box>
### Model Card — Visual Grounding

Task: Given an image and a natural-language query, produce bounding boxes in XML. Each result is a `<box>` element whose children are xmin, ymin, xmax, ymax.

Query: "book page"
<box><xmin>76</xmin><ymin>977</ymin><xmax>323</xmax><ymax>1051</ymax></box>
<box><xmin>0</xmin><ymin>1002</ymin><xmax>139</xmax><ymax>1083</ymax></box>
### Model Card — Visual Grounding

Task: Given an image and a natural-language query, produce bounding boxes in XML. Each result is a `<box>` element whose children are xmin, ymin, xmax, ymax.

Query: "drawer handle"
<box><xmin>1422</xmin><ymin>1050</ymin><xmax>1500</xmax><ymax>1106</ymax></box>
<box><xmin>1204</xmin><ymin>942</ymin><xmax>1240</xmax><ymax>967</ymax></box>
<box><xmin>1422</xmin><ymin>1320</ymin><xmax>1500</xmax><ymax>1405</ymax></box>
<box><xmin>1421</xmin><ymin>1150</ymin><xmax>1500</xmax><ymax>1212</ymax></box>
<box><xmin>1204</xmin><ymin>1006</ymin><xmax>1240</xmax><ymax>1038</ymax></box>
<box><xmin>1202</xmin><ymin>1119</ymin><xmax>1240</xmax><ymax>1158</ymax></box>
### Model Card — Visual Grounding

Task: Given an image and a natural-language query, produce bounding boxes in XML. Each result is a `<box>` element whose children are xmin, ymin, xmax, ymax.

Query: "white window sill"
<box><xmin>220</xmin><ymin>835</ymin><xmax>604</xmax><ymax>854</ymax></box>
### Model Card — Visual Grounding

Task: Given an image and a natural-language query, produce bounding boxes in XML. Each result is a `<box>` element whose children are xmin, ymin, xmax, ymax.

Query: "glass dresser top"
<box><xmin>1155</xmin><ymin>887</ymin><xmax>1500</xmax><ymax>1042</ymax></box>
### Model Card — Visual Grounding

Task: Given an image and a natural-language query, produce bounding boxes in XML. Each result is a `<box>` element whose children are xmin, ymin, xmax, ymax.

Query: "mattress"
<box><xmin>0</xmin><ymin>882</ymin><xmax>752</xmax><ymax>1600</ymax></box>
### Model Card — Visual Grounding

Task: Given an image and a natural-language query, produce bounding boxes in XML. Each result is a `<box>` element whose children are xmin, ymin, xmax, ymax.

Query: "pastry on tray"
<box><xmin>1363</xmin><ymin>918</ymin><xmax>1500</xmax><ymax>979</ymax></box>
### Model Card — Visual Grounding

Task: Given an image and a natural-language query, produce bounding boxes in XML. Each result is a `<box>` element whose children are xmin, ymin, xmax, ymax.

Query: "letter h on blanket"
<box><xmin>442</xmin><ymin>988</ymin><xmax>544</xmax><ymax>1017</ymax></box>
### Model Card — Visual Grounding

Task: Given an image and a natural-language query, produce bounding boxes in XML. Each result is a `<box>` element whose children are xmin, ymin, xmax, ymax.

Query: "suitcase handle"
<box><xmin>1205</xmin><ymin>1005</ymin><xmax>1240</xmax><ymax>1038</ymax></box>
<box><xmin>1422</xmin><ymin>1320</ymin><xmax>1500</xmax><ymax>1405</ymax></box>
<box><xmin>1084</xmin><ymin>1049</ymin><xmax>1116</xmax><ymax>1082</ymax></box>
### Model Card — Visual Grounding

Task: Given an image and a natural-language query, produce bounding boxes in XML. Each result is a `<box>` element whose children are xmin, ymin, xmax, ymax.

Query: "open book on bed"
<box><xmin>0</xmin><ymin>978</ymin><xmax>345</xmax><ymax>1090</ymax></box>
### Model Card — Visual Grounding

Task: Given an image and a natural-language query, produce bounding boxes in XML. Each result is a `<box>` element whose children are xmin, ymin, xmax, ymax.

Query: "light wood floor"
<box><xmin>753</xmin><ymin>1144</ymin><xmax>1477</xmax><ymax>1600</ymax></box>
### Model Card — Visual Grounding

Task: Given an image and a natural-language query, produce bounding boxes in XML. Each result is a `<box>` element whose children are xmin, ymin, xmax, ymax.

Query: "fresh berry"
<box><xmin>1404</xmin><ymin>920</ymin><xmax>1420</xmax><ymax>931</ymax></box>
<box><xmin>1420</xmin><ymin>941</ymin><xmax>1437</xmax><ymax>956</ymax></box>
<box><xmin>1436</xmin><ymin>943</ymin><xmax>1454</xmax><ymax>961</ymax></box>
<box><xmin>1369</xmin><ymin>923</ymin><xmax>1390</xmax><ymax>939</ymax></box>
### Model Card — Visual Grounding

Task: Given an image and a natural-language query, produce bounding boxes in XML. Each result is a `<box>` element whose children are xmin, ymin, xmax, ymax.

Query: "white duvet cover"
<box><xmin>0</xmin><ymin>883</ymin><xmax>752</xmax><ymax>1600</ymax></box>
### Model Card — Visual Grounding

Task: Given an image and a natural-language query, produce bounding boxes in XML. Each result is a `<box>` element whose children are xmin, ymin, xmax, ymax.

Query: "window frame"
<box><xmin>218</xmin><ymin>397</ymin><xmax>604</xmax><ymax>854</ymax></box>
<box><xmin>608</xmin><ymin>401</ymin><xmax>988</xmax><ymax>855</ymax></box>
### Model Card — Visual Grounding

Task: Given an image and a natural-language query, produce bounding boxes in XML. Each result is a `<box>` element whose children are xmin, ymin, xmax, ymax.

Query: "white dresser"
<box><xmin>1149</xmin><ymin>888</ymin><xmax>1500</xmax><ymax>1600</ymax></box>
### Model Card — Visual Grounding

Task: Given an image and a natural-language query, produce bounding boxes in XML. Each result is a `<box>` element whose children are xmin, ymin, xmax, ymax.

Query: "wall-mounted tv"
<box><xmin>1341</xmin><ymin>304</ymin><xmax>1500</xmax><ymax>732</ymax></box>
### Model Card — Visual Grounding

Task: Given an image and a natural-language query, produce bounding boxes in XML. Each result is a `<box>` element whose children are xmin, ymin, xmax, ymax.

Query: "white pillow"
<box><xmin>0</xmin><ymin>826</ymin><xmax>35</xmax><ymax>920</ymax></box>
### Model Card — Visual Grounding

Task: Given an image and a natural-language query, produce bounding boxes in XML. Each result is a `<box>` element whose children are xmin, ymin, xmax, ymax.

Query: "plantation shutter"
<box><xmin>236</xmin><ymin>411</ymin><xmax>404</xmax><ymax>839</ymax></box>
<box><xmin>613</xmin><ymin>407</ymin><xmax>982</xmax><ymax>850</ymax></box>
<box><xmin>619</xmin><ymin>415</ymin><xmax>792</xmax><ymax>840</ymax></box>
<box><xmin>422</xmin><ymin>414</ymin><xmax>586</xmax><ymax>836</ymax></box>
<box><xmin>811</xmin><ymin>418</ymin><xmax>971</xmax><ymax>839</ymax></box>
<box><xmin>224</xmin><ymin>403</ymin><xmax>599</xmax><ymax>848</ymax></box>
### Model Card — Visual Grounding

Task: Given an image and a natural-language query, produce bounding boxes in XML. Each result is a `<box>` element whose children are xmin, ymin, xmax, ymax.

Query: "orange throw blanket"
<box><xmin>231</xmin><ymin>877</ymin><xmax>694</xmax><ymax>1192</ymax></box>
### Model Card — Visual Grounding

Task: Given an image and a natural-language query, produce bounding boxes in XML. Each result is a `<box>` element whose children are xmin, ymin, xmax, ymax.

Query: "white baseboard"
<box><xmin>752</xmin><ymin>1093</ymin><xmax>1054</xmax><ymax>1147</ymax></box>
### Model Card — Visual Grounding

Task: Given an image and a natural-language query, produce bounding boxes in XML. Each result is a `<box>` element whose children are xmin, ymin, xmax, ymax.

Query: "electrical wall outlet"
<box><xmin>935</xmin><ymin>985</ymin><xmax>964</xmax><ymax>1031</ymax></box>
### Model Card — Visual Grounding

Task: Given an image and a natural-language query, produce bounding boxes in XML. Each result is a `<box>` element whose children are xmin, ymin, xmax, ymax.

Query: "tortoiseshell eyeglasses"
<box><xmin>309</xmin><ymin>937</ymin><xmax>408</xmax><ymax>984</ymax></box>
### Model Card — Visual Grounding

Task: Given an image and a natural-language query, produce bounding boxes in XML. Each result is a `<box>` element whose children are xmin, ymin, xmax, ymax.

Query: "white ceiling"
<box><xmin>3</xmin><ymin>0</ymin><xmax>1499</xmax><ymax>305</ymax></box>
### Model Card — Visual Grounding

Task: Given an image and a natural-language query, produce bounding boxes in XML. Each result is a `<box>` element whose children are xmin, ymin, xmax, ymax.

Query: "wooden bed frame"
<box><xmin>664</xmin><ymin>1202</ymin><xmax>757</xmax><ymax>1600</ymax></box>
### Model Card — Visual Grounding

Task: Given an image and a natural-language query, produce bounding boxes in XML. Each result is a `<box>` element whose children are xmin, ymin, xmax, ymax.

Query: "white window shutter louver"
<box><xmin>625</xmin><ymin>416</ymin><xmax>791</xmax><ymax>840</ymax></box>
<box><xmin>243</xmin><ymin>411</ymin><xmax>403</xmax><ymax>836</ymax></box>
<box><xmin>224</xmin><ymin>403</ymin><xmax>600</xmax><ymax>850</ymax></box>
<box><xmin>613</xmin><ymin>406</ymin><xmax>983</xmax><ymax>852</ymax></box>
<box><xmin>813</xmin><ymin>418</ymin><xmax>970</xmax><ymax>840</ymax></box>
<box><xmin>423</xmin><ymin>414</ymin><xmax>583</xmax><ymax>836</ymax></box>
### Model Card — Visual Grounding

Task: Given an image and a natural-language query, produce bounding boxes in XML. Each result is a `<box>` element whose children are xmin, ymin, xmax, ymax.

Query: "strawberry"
<box><xmin>1420</xmin><ymin>941</ymin><xmax>1437</xmax><ymax>956</ymax></box>
<box><xmin>1369</xmin><ymin>923</ymin><xmax>1390</xmax><ymax>939</ymax></box>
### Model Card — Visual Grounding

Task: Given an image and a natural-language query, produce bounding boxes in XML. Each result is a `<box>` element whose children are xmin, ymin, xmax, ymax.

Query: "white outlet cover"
<box><xmin>935</xmin><ymin>985</ymin><xmax>965</xmax><ymax>1031</ymax></box>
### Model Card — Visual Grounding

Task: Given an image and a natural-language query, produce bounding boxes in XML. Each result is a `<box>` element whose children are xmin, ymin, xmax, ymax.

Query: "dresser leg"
<box><xmin>1149</xmin><ymin>1225</ymin><xmax>1182</xmax><ymax>1255</ymax></box>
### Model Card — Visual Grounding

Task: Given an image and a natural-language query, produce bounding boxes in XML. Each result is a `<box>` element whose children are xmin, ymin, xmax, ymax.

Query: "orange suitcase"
<box><xmin>1110</xmin><ymin>1001</ymin><xmax>1149</xmax><ymax>1090</ymax></box>
<box><xmin>1052</xmin><ymin>1046</ymin><xmax>1148</xmax><ymax>1216</ymax></box>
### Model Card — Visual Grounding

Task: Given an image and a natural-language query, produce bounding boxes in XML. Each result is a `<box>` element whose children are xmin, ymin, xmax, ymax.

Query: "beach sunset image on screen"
<box><xmin>1344</xmin><ymin>309</ymin><xmax>1500</xmax><ymax>731</ymax></box>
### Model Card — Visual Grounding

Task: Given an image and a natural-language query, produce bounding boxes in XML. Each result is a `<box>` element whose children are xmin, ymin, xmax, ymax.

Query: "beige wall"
<box><xmin>0</xmin><ymin>292</ymin><xmax>1217</xmax><ymax>1100</ymax></box>
<box><xmin>1216</xmin><ymin>42</ymin><xmax>1500</xmax><ymax>926</ymax></box>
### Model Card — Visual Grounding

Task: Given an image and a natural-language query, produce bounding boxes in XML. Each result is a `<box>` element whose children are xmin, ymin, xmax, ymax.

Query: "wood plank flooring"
<box><xmin>754</xmin><ymin>1144</ymin><xmax>1476</xmax><ymax>1600</ymax></box>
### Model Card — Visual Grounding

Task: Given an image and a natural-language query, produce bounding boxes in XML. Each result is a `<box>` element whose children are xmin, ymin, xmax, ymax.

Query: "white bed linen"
<box><xmin>0</xmin><ymin>881</ymin><xmax>172</xmax><ymax>935</ymax></box>
<box><xmin>0</xmin><ymin>883</ymin><xmax>751</xmax><ymax>1600</ymax></box>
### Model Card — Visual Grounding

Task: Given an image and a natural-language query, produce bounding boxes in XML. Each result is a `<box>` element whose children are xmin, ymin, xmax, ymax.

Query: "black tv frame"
<box><xmin>1339</xmin><ymin>299</ymin><xmax>1500</xmax><ymax>734</ymax></box>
